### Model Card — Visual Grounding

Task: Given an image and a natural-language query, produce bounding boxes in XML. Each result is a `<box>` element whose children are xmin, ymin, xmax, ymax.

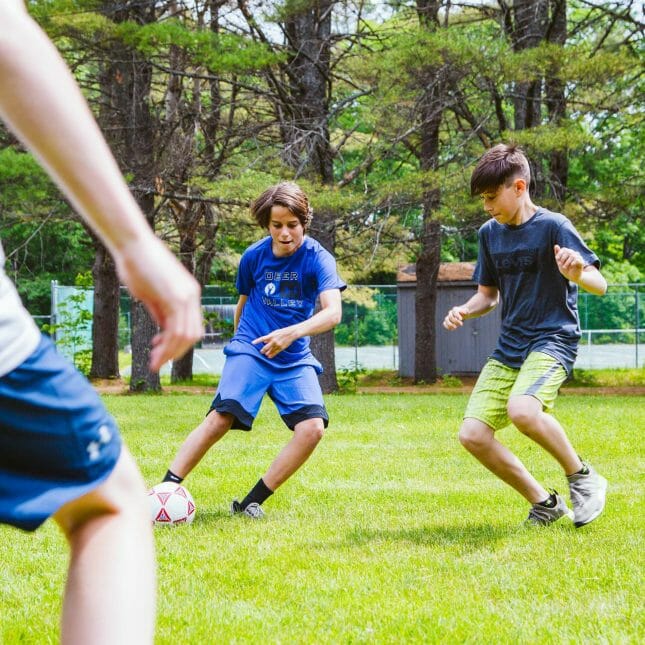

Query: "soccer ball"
<box><xmin>148</xmin><ymin>482</ymin><xmax>196</xmax><ymax>526</ymax></box>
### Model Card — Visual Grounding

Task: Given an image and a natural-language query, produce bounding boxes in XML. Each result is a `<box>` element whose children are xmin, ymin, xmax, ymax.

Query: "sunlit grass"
<box><xmin>1</xmin><ymin>394</ymin><xmax>642</xmax><ymax>643</ymax></box>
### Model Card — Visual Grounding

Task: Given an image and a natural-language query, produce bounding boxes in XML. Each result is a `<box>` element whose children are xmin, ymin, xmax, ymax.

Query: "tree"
<box><xmin>237</xmin><ymin>0</ymin><xmax>363</xmax><ymax>392</ymax></box>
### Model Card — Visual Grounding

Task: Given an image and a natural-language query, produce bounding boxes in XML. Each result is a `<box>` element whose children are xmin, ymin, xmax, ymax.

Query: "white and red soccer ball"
<box><xmin>148</xmin><ymin>482</ymin><xmax>196</xmax><ymax>526</ymax></box>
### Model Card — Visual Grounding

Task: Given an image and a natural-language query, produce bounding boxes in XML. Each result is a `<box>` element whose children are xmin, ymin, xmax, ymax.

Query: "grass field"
<box><xmin>1</xmin><ymin>392</ymin><xmax>643</xmax><ymax>643</ymax></box>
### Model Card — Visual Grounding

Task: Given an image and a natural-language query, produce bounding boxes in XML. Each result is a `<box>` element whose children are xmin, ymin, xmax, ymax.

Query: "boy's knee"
<box><xmin>458</xmin><ymin>420</ymin><xmax>490</xmax><ymax>452</ymax></box>
<box><xmin>295</xmin><ymin>419</ymin><xmax>325</xmax><ymax>446</ymax></box>
<box><xmin>203</xmin><ymin>410</ymin><xmax>233</xmax><ymax>440</ymax></box>
<box><xmin>507</xmin><ymin>398</ymin><xmax>539</xmax><ymax>432</ymax></box>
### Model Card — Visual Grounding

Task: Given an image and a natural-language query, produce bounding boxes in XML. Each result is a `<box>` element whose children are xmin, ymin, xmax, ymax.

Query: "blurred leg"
<box><xmin>54</xmin><ymin>448</ymin><xmax>155</xmax><ymax>645</ymax></box>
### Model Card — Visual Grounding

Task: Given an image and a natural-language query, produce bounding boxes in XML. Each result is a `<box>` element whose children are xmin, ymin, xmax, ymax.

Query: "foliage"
<box><xmin>0</xmin><ymin>146</ymin><xmax>93</xmax><ymax>314</ymax></box>
<box><xmin>2</xmin><ymin>0</ymin><xmax>641</xmax><ymax>349</ymax></box>
<box><xmin>336</xmin><ymin>361</ymin><xmax>367</xmax><ymax>394</ymax></box>
<box><xmin>42</xmin><ymin>272</ymin><xmax>94</xmax><ymax>375</ymax></box>
<box><xmin>335</xmin><ymin>291</ymin><xmax>398</xmax><ymax>347</ymax></box>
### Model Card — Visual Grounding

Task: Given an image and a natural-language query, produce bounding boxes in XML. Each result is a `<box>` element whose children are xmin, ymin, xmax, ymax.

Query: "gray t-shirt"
<box><xmin>0</xmin><ymin>241</ymin><xmax>41</xmax><ymax>377</ymax></box>
<box><xmin>473</xmin><ymin>208</ymin><xmax>599</xmax><ymax>374</ymax></box>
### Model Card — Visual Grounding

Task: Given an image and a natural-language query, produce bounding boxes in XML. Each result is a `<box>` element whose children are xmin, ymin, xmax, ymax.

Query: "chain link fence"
<box><xmin>48</xmin><ymin>282</ymin><xmax>644</xmax><ymax>372</ymax></box>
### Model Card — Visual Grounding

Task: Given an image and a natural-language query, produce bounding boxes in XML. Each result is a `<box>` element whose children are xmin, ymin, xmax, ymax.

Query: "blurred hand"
<box><xmin>115</xmin><ymin>237</ymin><xmax>203</xmax><ymax>372</ymax></box>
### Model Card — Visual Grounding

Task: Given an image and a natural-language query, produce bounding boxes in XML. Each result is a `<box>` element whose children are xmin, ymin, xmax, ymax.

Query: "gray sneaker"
<box><xmin>568</xmin><ymin>462</ymin><xmax>607</xmax><ymax>527</ymax></box>
<box><xmin>230</xmin><ymin>499</ymin><xmax>265</xmax><ymax>519</ymax></box>
<box><xmin>525</xmin><ymin>491</ymin><xmax>574</xmax><ymax>526</ymax></box>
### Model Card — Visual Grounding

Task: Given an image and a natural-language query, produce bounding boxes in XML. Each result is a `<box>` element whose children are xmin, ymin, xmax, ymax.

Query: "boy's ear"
<box><xmin>513</xmin><ymin>178</ymin><xmax>527</xmax><ymax>194</ymax></box>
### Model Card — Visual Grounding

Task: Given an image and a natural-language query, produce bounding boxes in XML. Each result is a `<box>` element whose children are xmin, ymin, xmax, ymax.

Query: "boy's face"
<box><xmin>479</xmin><ymin>178</ymin><xmax>525</xmax><ymax>226</ymax></box>
<box><xmin>268</xmin><ymin>205</ymin><xmax>305</xmax><ymax>257</ymax></box>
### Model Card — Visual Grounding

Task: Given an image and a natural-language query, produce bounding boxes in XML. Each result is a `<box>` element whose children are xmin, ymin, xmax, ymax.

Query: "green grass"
<box><xmin>1</xmin><ymin>394</ymin><xmax>643</xmax><ymax>643</ymax></box>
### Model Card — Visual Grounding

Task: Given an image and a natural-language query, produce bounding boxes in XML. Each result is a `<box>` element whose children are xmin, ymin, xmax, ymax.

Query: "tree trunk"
<box><xmin>170</xmin><ymin>202</ymin><xmax>199</xmax><ymax>383</ymax></box>
<box><xmin>546</xmin><ymin>0</ymin><xmax>568</xmax><ymax>203</ymax></box>
<box><xmin>130</xmin><ymin>299</ymin><xmax>160</xmax><ymax>391</ymax></box>
<box><xmin>414</xmin><ymin>217</ymin><xmax>441</xmax><ymax>383</ymax></box>
<box><xmin>309</xmin><ymin>209</ymin><xmax>339</xmax><ymax>393</ymax></box>
<box><xmin>280</xmin><ymin>1</ymin><xmax>340</xmax><ymax>393</ymax></box>
<box><xmin>510</xmin><ymin>0</ymin><xmax>550</xmax><ymax>197</ymax></box>
<box><xmin>413</xmin><ymin>0</ymin><xmax>443</xmax><ymax>384</ymax></box>
<box><xmin>97</xmin><ymin>3</ymin><xmax>160</xmax><ymax>392</ymax></box>
<box><xmin>89</xmin><ymin>238</ymin><xmax>120</xmax><ymax>379</ymax></box>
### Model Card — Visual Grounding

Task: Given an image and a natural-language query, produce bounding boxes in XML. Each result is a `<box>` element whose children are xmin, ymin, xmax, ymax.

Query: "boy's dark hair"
<box><xmin>470</xmin><ymin>143</ymin><xmax>531</xmax><ymax>196</ymax></box>
<box><xmin>251</xmin><ymin>182</ymin><xmax>313</xmax><ymax>229</ymax></box>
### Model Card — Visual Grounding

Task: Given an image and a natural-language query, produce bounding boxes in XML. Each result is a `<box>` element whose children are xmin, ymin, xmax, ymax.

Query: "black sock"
<box><xmin>241</xmin><ymin>478</ymin><xmax>273</xmax><ymax>509</ymax></box>
<box><xmin>538</xmin><ymin>493</ymin><xmax>557</xmax><ymax>508</ymax></box>
<box><xmin>163</xmin><ymin>469</ymin><xmax>184</xmax><ymax>484</ymax></box>
<box><xmin>574</xmin><ymin>463</ymin><xmax>589</xmax><ymax>476</ymax></box>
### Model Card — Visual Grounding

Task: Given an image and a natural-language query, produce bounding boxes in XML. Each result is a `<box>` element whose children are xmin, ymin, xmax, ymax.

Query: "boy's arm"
<box><xmin>554</xmin><ymin>245</ymin><xmax>607</xmax><ymax>296</ymax></box>
<box><xmin>233</xmin><ymin>296</ymin><xmax>248</xmax><ymax>332</ymax></box>
<box><xmin>443</xmin><ymin>285</ymin><xmax>499</xmax><ymax>331</ymax></box>
<box><xmin>252</xmin><ymin>288</ymin><xmax>342</xmax><ymax>359</ymax></box>
<box><xmin>0</xmin><ymin>2</ymin><xmax>203</xmax><ymax>371</ymax></box>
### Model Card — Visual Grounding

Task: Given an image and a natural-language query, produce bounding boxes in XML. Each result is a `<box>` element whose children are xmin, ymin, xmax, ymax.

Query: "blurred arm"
<box><xmin>0</xmin><ymin>2</ymin><xmax>203</xmax><ymax>370</ymax></box>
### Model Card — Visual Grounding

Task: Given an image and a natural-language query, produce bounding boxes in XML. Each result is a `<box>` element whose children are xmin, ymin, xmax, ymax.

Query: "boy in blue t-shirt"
<box><xmin>164</xmin><ymin>182</ymin><xmax>346</xmax><ymax>518</ymax></box>
<box><xmin>443</xmin><ymin>144</ymin><xmax>608</xmax><ymax>528</ymax></box>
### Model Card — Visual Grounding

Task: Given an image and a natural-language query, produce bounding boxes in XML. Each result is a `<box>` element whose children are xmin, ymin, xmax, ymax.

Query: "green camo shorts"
<box><xmin>464</xmin><ymin>352</ymin><xmax>567</xmax><ymax>431</ymax></box>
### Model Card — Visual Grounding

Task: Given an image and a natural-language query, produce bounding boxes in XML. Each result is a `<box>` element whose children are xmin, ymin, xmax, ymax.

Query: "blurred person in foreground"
<box><xmin>0</xmin><ymin>2</ymin><xmax>203</xmax><ymax>643</ymax></box>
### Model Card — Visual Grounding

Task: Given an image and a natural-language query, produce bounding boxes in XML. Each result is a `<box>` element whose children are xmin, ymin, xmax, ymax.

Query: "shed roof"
<box><xmin>397</xmin><ymin>262</ymin><xmax>475</xmax><ymax>283</ymax></box>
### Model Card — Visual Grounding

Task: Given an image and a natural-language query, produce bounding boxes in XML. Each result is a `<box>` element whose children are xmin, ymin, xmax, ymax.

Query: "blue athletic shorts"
<box><xmin>0</xmin><ymin>335</ymin><xmax>122</xmax><ymax>531</ymax></box>
<box><xmin>211</xmin><ymin>352</ymin><xmax>329</xmax><ymax>431</ymax></box>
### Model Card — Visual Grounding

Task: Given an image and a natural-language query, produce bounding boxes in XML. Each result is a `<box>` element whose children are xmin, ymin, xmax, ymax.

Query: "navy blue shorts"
<box><xmin>211</xmin><ymin>352</ymin><xmax>329</xmax><ymax>431</ymax></box>
<box><xmin>0</xmin><ymin>335</ymin><xmax>122</xmax><ymax>531</ymax></box>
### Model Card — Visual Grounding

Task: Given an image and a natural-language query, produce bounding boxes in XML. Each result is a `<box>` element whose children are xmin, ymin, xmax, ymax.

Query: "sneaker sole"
<box><xmin>574</xmin><ymin>477</ymin><xmax>608</xmax><ymax>528</ymax></box>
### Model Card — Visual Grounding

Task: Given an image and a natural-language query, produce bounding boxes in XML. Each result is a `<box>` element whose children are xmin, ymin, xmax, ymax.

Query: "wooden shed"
<box><xmin>397</xmin><ymin>262</ymin><xmax>502</xmax><ymax>376</ymax></box>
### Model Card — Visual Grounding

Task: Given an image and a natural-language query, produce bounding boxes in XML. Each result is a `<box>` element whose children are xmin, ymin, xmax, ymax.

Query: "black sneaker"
<box><xmin>230</xmin><ymin>499</ymin><xmax>265</xmax><ymax>519</ymax></box>
<box><xmin>525</xmin><ymin>491</ymin><xmax>574</xmax><ymax>526</ymax></box>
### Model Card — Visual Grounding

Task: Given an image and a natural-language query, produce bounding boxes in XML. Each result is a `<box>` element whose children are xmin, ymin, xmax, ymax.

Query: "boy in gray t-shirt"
<box><xmin>443</xmin><ymin>143</ymin><xmax>608</xmax><ymax>528</ymax></box>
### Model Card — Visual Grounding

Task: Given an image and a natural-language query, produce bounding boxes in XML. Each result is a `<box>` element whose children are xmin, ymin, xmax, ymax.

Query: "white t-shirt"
<box><xmin>0</xmin><ymin>241</ymin><xmax>41</xmax><ymax>377</ymax></box>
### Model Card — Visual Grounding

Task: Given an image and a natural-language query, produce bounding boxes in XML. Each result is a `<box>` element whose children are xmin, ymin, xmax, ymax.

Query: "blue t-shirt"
<box><xmin>473</xmin><ymin>208</ymin><xmax>599</xmax><ymax>374</ymax></box>
<box><xmin>224</xmin><ymin>235</ymin><xmax>346</xmax><ymax>371</ymax></box>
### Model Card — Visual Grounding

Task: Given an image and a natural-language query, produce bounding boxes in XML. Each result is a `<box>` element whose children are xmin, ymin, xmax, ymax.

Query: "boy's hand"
<box><xmin>116</xmin><ymin>237</ymin><xmax>204</xmax><ymax>372</ymax></box>
<box><xmin>554</xmin><ymin>244</ymin><xmax>584</xmax><ymax>284</ymax></box>
<box><xmin>443</xmin><ymin>305</ymin><xmax>469</xmax><ymax>331</ymax></box>
<box><xmin>252</xmin><ymin>326</ymin><xmax>298</xmax><ymax>359</ymax></box>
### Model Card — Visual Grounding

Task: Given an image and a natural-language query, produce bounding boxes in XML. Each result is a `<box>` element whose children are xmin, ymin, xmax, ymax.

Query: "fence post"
<box><xmin>50</xmin><ymin>279</ymin><xmax>58</xmax><ymax>342</ymax></box>
<box><xmin>354</xmin><ymin>301</ymin><xmax>359</xmax><ymax>369</ymax></box>
<box><xmin>636</xmin><ymin>285</ymin><xmax>640</xmax><ymax>369</ymax></box>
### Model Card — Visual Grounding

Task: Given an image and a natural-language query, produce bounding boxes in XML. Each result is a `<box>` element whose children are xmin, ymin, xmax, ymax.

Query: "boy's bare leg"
<box><xmin>169</xmin><ymin>411</ymin><xmax>233</xmax><ymax>479</ymax></box>
<box><xmin>262</xmin><ymin>419</ymin><xmax>325</xmax><ymax>491</ymax></box>
<box><xmin>53</xmin><ymin>448</ymin><xmax>155</xmax><ymax>645</ymax></box>
<box><xmin>507</xmin><ymin>395</ymin><xmax>583</xmax><ymax>476</ymax></box>
<box><xmin>459</xmin><ymin>418</ymin><xmax>549</xmax><ymax>504</ymax></box>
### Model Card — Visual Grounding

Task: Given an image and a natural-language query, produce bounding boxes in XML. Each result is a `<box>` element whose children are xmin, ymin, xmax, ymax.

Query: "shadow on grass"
<box><xmin>192</xmin><ymin>509</ymin><xmax>232</xmax><ymax>524</ymax></box>
<box><xmin>340</xmin><ymin>523</ymin><xmax>531</xmax><ymax>550</ymax></box>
